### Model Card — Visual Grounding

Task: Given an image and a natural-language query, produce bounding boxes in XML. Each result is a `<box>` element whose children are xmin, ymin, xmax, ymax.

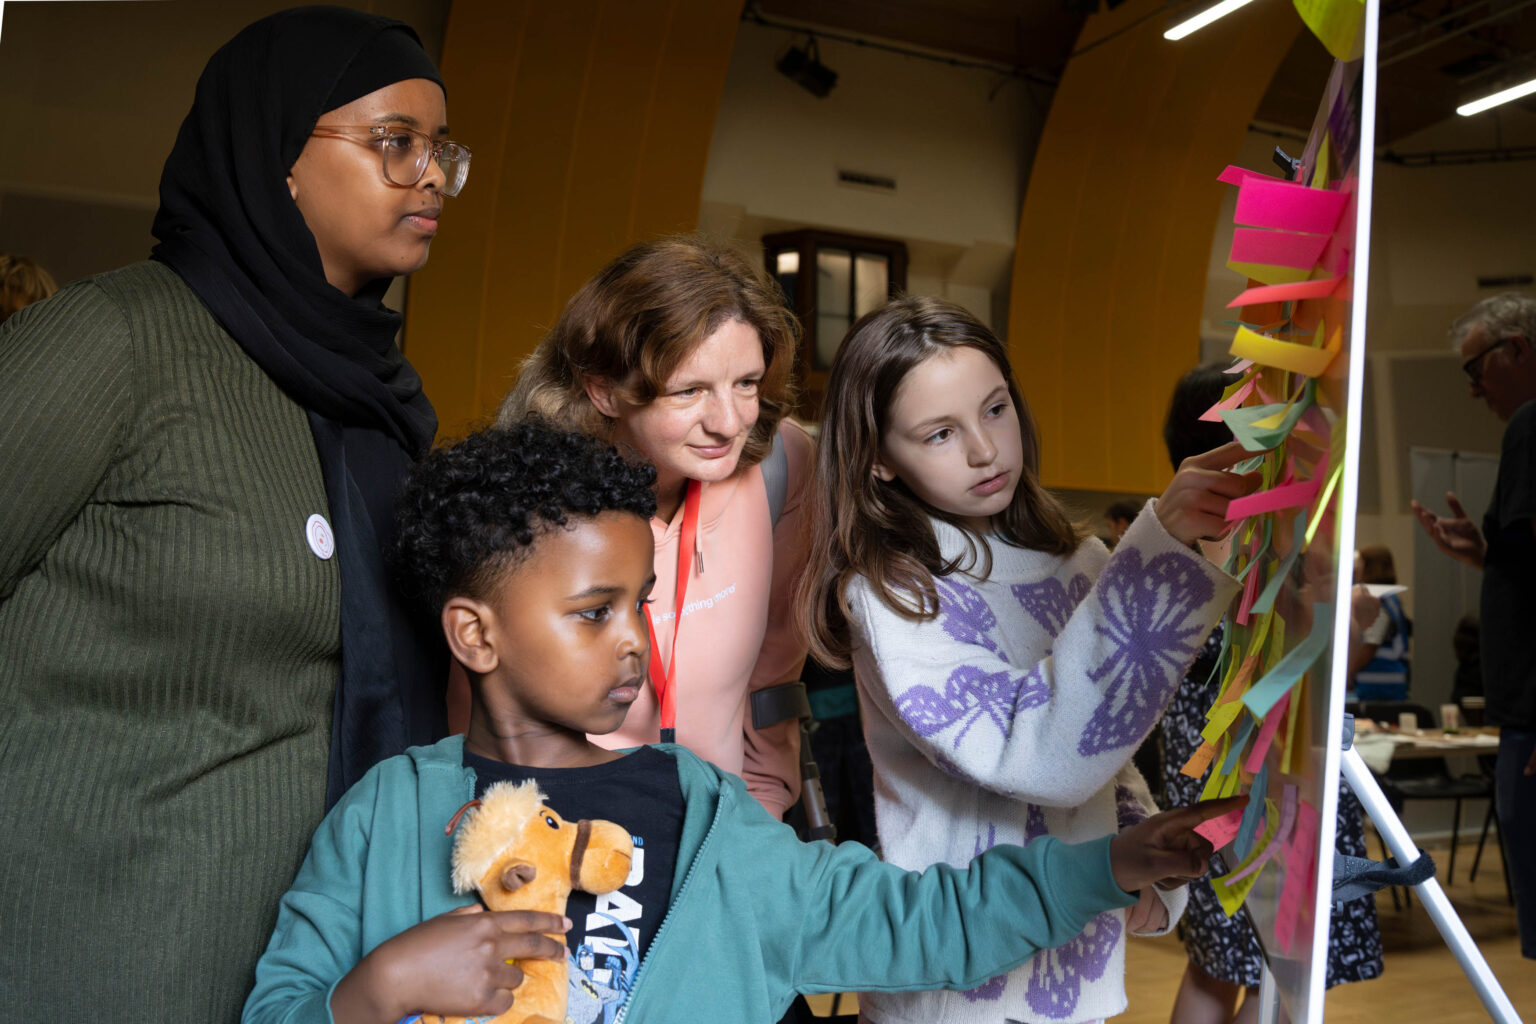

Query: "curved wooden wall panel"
<box><xmin>1009</xmin><ymin>0</ymin><xmax>1301</xmax><ymax>494</ymax></box>
<box><xmin>404</xmin><ymin>0</ymin><xmax>741</xmax><ymax>439</ymax></box>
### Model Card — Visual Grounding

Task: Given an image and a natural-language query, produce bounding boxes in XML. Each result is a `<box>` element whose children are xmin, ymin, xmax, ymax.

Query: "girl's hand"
<box><xmin>331</xmin><ymin>905</ymin><xmax>570</xmax><ymax>1024</ymax></box>
<box><xmin>1108</xmin><ymin>796</ymin><xmax>1248</xmax><ymax>892</ymax></box>
<box><xmin>1155</xmin><ymin>442</ymin><xmax>1260</xmax><ymax>546</ymax></box>
<box><xmin>1125</xmin><ymin>887</ymin><xmax>1170</xmax><ymax>934</ymax></box>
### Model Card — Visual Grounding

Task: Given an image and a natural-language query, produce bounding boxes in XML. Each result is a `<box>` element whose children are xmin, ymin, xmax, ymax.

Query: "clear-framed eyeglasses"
<box><xmin>308</xmin><ymin>123</ymin><xmax>472</xmax><ymax>197</ymax></box>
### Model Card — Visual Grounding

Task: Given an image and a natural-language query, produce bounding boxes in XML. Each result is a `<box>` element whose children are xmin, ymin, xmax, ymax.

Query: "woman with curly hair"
<box><xmin>496</xmin><ymin>235</ymin><xmax>813</xmax><ymax>820</ymax></box>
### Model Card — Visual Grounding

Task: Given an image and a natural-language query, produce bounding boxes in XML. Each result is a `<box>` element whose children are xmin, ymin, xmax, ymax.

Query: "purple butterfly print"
<box><xmin>897</xmin><ymin>663</ymin><xmax>1049</xmax><ymax>747</ymax></box>
<box><xmin>961</xmin><ymin>973</ymin><xmax>1008</xmax><ymax>1002</ymax></box>
<box><xmin>935</xmin><ymin>577</ymin><xmax>1007</xmax><ymax>660</ymax></box>
<box><xmin>1079</xmin><ymin>549</ymin><xmax>1215</xmax><ymax>757</ymax></box>
<box><xmin>1115</xmin><ymin>784</ymin><xmax>1149</xmax><ymax>828</ymax></box>
<box><xmin>974</xmin><ymin>822</ymin><xmax>999</xmax><ymax>858</ymax></box>
<box><xmin>1025</xmin><ymin>912</ymin><xmax>1122</xmax><ymax>1018</ymax></box>
<box><xmin>1010</xmin><ymin>572</ymin><xmax>1092</xmax><ymax>639</ymax></box>
<box><xmin>1024</xmin><ymin>803</ymin><xmax>1048</xmax><ymax>843</ymax></box>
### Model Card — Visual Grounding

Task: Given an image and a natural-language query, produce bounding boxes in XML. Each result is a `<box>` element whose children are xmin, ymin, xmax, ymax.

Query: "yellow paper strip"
<box><xmin>1231</xmin><ymin>325</ymin><xmax>1340</xmax><ymax>378</ymax></box>
<box><xmin>1212</xmin><ymin>800</ymin><xmax>1282</xmax><ymax>915</ymax></box>
<box><xmin>1282</xmin><ymin>672</ymin><xmax>1308</xmax><ymax>774</ymax></box>
<box><xmin>1202</xmin><ymin>701</ymin><xmax>1247</xmax><ymax>744</ymax></box>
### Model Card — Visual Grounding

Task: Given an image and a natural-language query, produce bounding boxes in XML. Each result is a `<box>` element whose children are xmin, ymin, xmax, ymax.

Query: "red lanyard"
<box><xmin>643</xmin><ymin>480</ymin><xmax>701</xmax><ymax>744</ymax></box>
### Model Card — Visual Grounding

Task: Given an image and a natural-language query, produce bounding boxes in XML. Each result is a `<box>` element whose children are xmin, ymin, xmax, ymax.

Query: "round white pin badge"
<box><xmin>305</xmin><ymin>514</ymin><xmax>335</xmax><ymax>560</ymax></box>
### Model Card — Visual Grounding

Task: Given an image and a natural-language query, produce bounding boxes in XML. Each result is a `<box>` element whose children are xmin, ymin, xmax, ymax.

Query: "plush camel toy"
<box><xmin>422</xmin><ymin>780</ymin><xmax>634</xmax><ymax>1024</ymax></box>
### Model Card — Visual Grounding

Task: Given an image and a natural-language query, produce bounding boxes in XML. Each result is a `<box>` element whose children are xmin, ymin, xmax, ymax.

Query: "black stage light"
<box><xmin>777</xmin><ymin>37</ymin><xmax>837</xmax><ymax>98</ymax></box>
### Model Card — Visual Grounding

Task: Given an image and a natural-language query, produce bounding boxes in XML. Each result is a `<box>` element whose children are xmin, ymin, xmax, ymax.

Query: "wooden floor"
<box><xmin>808</xmin><ymin>837</ymin><xmax>1533</xmax><ymax>1021</ymax></box>
<box><xmin>1121</xmin><ymin>836</ymin><xmax>1533</xmax><ymax>1023</ymax></box>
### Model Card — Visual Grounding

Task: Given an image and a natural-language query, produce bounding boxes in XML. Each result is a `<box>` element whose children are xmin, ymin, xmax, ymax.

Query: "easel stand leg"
<box><xmin>1341</xmin><ymin>746</ymin><xmax>1523</xmax><ymax>1023</ymax></box>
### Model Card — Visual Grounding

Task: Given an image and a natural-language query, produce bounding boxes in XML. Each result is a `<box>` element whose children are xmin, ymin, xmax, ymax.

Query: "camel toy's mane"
<box><xmin>450</xmin><ymin>779</ymin><xmax>547</xmax><ymax>894</ymax></box>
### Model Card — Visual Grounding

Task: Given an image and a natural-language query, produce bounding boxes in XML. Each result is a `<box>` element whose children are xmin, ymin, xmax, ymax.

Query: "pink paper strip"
<box><xmin>1227</xmin><ymin>277</ymin><xmax>1342</xmax><ymax>308</ymax></box>
<box><xmin>1298</xmin><ymin>406</ymin><xmax>1330</xmax><ymax>438</ymax></box>
<box><xmin>1235</xmin><ymin>177</ymin><xmax>1349</xmax><ymax>235</ymax></box>
<box><xmin>1200</xmin><ymin>377</ymin><xmax>1257</xmax><ymax>421</ymax></box>
<box><xmin>1225</xmin><ymin>359</ymin><xmax>1255</xmax><ymax>375</ymax></box>
<box><xmin>1225</xmin><ymin>475</ymin><xmax>1322</xmax><ymax>520</ymax></box>
<box><xmin>1236</xmin><ymin>556</ymin><xmax>1261</xmax><ymax>625</ymax></box>
<box><xmin>1274</xmin><ymin>800</ymin><xmax>1321</xmax><ymax>954</ymax></box>
<box><xmin>1218</xmin><ymin>165</ymin><xmax>1268</xmax><ymax>187</ymax></box>
<box><xmin>1230</xmin><ymin>228</ymin><xmax>1331</xmax><ymax>271</ymax></box>
<box><xmin>1195</xmin><ymin>806</ymin><xmax>1246</xmax><ymax>848</ymax></box>
<box><xmin>1243</xmin><ymin>692</ymin><xmax>1290</xmax><ymax>773</ymax></box>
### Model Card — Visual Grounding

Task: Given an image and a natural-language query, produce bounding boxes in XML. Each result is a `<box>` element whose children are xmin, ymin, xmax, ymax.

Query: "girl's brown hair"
<box><xmin>799</xmin><ymin>296</ymin><xmax>1085</xmax><ymax>668</ymax></box>
<box><xmin>496</xmin><ymin>235</ymin><xmax>799</xmax><ymax>469</ymax></box>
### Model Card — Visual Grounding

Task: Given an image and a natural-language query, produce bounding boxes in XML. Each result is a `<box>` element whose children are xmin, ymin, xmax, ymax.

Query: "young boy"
<box><xmin>243</xmin><ymin>420</ymin><xmax>1242</xmax><ymax>1024</ymax></box>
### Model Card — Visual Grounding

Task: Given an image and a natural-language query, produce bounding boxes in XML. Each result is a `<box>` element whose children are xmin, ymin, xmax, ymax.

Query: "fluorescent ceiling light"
<box><xmin>1163</xmin><ymin>0</ymin><xmax>1259</xmax><ymax>40</ymax></box>
<box><xmin>1457</xmin><ymin>76</ymin><xmax>1536</xmax><ymax>116</ymax></box>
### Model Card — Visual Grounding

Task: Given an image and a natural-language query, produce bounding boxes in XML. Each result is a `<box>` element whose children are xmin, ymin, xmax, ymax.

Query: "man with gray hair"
<box><xmin>1412</xmin><ymin>292</ymin><xmax>1536</xmax><ymax>960</ymax></box>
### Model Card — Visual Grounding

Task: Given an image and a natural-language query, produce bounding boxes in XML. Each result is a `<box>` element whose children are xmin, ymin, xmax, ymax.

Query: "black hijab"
<box><xmin>152</xmin><ymin>5</ymin><xmax>448</xmax><ymax>808</ymax></box>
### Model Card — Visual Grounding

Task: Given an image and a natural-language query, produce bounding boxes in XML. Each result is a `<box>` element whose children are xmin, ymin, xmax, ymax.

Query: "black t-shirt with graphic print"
<box><xmin>464</xmin><ymin>745</ymin><xmax>684</xmax><ymax>1021</ymax></box>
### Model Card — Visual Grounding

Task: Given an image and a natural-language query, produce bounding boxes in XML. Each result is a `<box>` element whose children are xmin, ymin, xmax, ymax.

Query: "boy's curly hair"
<box><xmin>391</xmin><ymin>418</ymin><xmax>657</xmax><ymax>613</ymax></box>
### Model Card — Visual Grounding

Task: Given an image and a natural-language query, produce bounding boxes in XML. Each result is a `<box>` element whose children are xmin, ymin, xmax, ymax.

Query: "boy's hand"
<box><xmin>331</xmin><ymin>905</ymin><xmax>570</xmax><ymax>1024</ymax></box>
<box><xmin>1109</xmin><ymin>796</ymin><xmax>1249</xmax><ymax>893</ymax></box>
<box><xmin>1155</xmin><ymin>442</ymin><xmax>1260</xmax><ymax>546</ymax></box>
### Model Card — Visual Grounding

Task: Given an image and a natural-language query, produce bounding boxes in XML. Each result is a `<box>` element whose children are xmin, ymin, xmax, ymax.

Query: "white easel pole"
<box><xmin>1340</xmin><ymin>746</ymin><xmax>1522</xmax><ymax>1023</ymax></box>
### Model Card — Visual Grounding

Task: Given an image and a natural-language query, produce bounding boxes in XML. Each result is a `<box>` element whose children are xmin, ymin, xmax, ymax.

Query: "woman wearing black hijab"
<box><xmin>0</xmin><ymin>7</ymin><xmax>467</xmax><ymax>1018</ymax></box>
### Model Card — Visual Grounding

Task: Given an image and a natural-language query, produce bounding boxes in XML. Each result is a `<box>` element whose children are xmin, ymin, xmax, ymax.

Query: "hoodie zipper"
<box><xmin>613</xmin><ymin>785</ymin><xmax>727</xmax><ymax>1024</ymax></box>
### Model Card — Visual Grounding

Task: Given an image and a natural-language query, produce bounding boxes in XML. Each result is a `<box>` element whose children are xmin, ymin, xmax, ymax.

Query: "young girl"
<box><xmin>802</xmin><ymin>297</ymin><xmax>1249</xmax><ymax>1024</ymax></box>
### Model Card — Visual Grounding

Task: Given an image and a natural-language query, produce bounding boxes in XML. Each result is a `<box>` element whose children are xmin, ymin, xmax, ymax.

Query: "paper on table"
<box><xmin>1364</xmin><ymin>584</ymin><xmax>1407</xmax><ymax>597</ymax></box>
<box><xmin>1235</xmin><ymin>176</ymin><xmax>1349</xmax><ymax>235</ymax></box>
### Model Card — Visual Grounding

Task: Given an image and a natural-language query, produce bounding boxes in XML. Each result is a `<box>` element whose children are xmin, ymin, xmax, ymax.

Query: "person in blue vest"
<box><xmin>1350</xmin><ymin>545</ymin><xmax>1412</xmax><ymax>701</ymax></box>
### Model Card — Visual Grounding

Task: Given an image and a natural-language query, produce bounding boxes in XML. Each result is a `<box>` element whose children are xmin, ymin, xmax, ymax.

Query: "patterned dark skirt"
<box><xmin>1160</xmin><ymin>626</ymin><xmax>1384</xmax><ymax>989</ymax></box>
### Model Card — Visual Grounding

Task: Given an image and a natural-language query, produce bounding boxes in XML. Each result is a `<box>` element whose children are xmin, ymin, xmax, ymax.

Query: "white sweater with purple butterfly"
<box><xmin>848</xmin><ymin>504</ymin><xmax>1239</xmax><ymax>1024</ymax></box>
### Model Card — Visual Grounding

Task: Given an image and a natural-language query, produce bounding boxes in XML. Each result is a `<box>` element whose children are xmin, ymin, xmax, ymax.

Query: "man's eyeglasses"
<box><xmin>308</xmin><ymin>124</ymin><xmax>472</xmax><ymax>197</ymax></box>
<box><xmin>1462</xmin><ymin>336</ymin><xmax>1519</xmax><ymax>384</ymax></box>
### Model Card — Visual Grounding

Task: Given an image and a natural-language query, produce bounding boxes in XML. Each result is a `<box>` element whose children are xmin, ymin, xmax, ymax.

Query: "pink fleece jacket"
<box><xmin>591</xmin><ymin>419</ymin><xmax>813</xmax><ymax>818</ymax></box>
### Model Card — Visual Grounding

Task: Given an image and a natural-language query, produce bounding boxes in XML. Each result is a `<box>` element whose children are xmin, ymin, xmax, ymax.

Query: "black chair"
<box><xmin>1468</xmin><ymin>754</ymin><xmax>1514</xmax><ymax>904</ymax></box>
<box><xmin>1356</xmin><ymin>700</ymin><xmax>1494</xmax><ymax>886</ymax></box>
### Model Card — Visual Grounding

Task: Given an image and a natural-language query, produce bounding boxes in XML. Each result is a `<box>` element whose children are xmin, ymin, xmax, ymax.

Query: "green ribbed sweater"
<box><xmin>0</xmin><ymin>261</ymin><xmax>341</xmax><ymax>1021</ymax></box>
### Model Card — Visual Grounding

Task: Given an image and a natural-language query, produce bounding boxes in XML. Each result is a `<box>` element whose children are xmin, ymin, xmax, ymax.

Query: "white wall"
<box><xmin>699</xmin><ymin>20</ymin><xmax>1048</xmax><ymax>330</ymax></box>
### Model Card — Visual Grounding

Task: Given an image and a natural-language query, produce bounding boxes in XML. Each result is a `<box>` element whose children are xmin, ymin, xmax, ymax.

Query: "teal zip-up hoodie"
<box><xmin>243</xmin><ymin>736</ymin><xmax>1136</xmax><ymax>1024</ymax></box>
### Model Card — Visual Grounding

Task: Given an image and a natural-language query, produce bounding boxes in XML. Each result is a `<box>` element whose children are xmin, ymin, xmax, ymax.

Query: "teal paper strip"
<box><xmin>1240</xmin><ymin>602</ymin><xmax>1334</xmax><ymax>719</ymax></box>
<box><xmin>1234</xmin><ymin>762</ymin><xmax>1271</xmax><ymax>862</ymax></box>
<box><xmin>1250</xmin><ymin>515</ymin><xmax>1309</xmax><ymax>616</ymax></box>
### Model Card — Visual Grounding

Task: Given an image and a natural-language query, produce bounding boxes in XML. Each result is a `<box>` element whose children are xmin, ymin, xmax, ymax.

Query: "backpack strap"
<box><xmin>762</xmin><ymin>428</ymin><xmax>788</xmax><ymax>527</ymax></box>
